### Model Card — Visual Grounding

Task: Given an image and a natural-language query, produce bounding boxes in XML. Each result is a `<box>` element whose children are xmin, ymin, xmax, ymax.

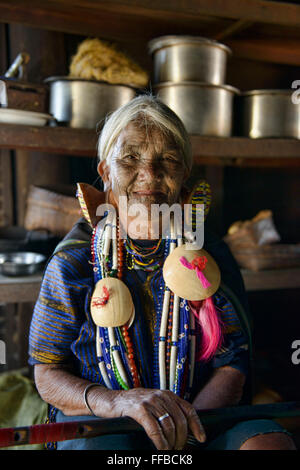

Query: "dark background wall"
<box><xmin>0</xmin><ymin>23</ymin><xmax>299</xmax><ymax>401</ymax></box>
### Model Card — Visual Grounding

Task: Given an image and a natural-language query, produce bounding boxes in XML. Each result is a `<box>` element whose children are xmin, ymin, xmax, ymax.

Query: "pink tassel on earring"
<box><xmin>180</xmin><ymin>255</ymin><xmax>211</xmax><ymax>289</ymax></box>
<box><xmin>189</xmin><ymin>297</ymin><xmax>223</xmax><ymax>362</ymax></box>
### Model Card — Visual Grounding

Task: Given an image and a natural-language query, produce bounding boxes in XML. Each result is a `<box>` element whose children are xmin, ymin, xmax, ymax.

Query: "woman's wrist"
<box><xmin>86</xmin><ymin>385</ymin><xmax>124</xmax><ymax>418</ymax></box>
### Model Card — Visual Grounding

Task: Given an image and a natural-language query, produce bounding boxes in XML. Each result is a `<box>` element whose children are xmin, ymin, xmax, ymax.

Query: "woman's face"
<box><xmin>104</xmin><ymin>121</ymin><xmax>187</xmax><ymax>213</ymax></box>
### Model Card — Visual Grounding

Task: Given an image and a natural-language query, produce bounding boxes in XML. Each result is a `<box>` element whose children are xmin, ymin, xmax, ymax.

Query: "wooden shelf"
<box><xmin>1</xmin><ymin>123</ymin><xmax>300</xmax><ymax>166</ymax></box>
<box><xmin>0</xmin><ymin>123</ymin><xmax>97</xmax><ymax>157</ymax></box>
<box><xmin>0</xmin><ymin>1</ymin><xmax>300</xmax><ymax>67</ymax></box>
<box><xmin>241</xmin><ymin>268</ymin><xmax>300</xmax><ymax>292</ymax></box>
<box><xmin>0</xmin><ymin>270</ymin><xmax>43</xmax><ymax>303</ymax></box>
<box><xmin>1</xmin><ymin>267</ymin><xmax>299</xmax><ymax>304</ymax></box>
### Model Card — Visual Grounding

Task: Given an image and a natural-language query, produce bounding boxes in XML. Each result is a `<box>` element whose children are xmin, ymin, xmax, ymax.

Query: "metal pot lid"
<box><xmin>242</xmin><ymin>89</ymin><xmax>293</xmax><ymax>97</ymax></box>
<box><xmin>148</xmin><ymin>35</ymin><xmax>231</xmax><ymax>55</ymax></box>
<box><xmin>0</xmin><ymin>251</ymin><xmax>46</xmax><ymax>265</ymax></box>
<box><xmin>44</xmin><ymin>76</ymin><xmax>139</xmax><ymax>90</ymax></box>
<box><xmin>154</xmin><ymin>81</ymin><xmax>240</xmax><ymax>94</ymax></box>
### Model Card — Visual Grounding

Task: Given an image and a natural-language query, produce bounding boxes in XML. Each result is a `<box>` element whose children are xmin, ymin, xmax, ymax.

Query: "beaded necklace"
<box><xmin>91</xmin><ymin>211</ymin><xmax>195</xmax><ymax>399</ymax></box>
<box><xmin>125</xmin><ymin>237</ymin><xmax>164</xmax><ymax>272</ymax></box>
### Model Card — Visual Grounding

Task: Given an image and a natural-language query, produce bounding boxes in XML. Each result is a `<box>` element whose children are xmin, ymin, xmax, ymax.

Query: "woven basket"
<box><xmin>230</xmin><ymin>244</ymin><xmax>300</xmax><ymax>271</ymax></box>
<box><xmin>224</xmin><ymin>214</ymin><xmax>281</xmax><ymax>249</ymax></box>
<box><xmin>24</xmin><ymin>185</ymin><xmax>81</xmax><ymax>237</ymax></box>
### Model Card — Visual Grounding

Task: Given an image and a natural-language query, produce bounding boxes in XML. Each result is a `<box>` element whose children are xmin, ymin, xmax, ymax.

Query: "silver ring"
<box><xmin>158</xmin><ymin>413</ymin><xmax>170</xmax><ymax>423</ymax></box>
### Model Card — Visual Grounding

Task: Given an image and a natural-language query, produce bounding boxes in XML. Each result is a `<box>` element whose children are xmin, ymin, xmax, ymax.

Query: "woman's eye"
<box><xmin>163</xmin><ymin>155</ymin><xmax>179</xmax><ymax>163</ymax></box>
<box><xmin>124</xmin><ymin>154</ymin><xmax>138</xmax><ymax>161</ymax></box>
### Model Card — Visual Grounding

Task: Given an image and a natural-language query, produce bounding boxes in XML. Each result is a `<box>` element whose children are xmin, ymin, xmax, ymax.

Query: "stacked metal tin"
<box><xmin>148</xmin><ymin>35</ymin><xmax>239</xmax><ymax>136</ymax></box>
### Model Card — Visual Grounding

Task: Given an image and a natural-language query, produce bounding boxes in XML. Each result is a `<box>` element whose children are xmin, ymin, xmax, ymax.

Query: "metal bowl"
<box><xmin>0</xmin><ymin>252</ymin><xmax>46</xmax><ymax>276</ymax></box>
<box><xmin>45</xmin><ymin>77</ymin><xmax>138</xmax><ymax>129</ymax></box>
<box><xmin>148</xmin><ymin>35</ymin><xmax>231</xmax><ymax>85</ymax></box>
<box><xmin>155</xmin><ymin>81</ymin><xmax>239</xmax><ymax>136</ymax></box>
<box><xmin>241</xmin><ymin>89</ymin><xmax>300</xmax><ymax>139</ymax></box>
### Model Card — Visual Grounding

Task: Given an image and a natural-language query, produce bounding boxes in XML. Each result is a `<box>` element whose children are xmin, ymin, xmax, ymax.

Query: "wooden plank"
<box><xmin>92</xmin><ymin>0</ymin><xmax>300</xmax><ymax>27</ymax></box>
<box><xmin>227</xmin><ymin>38</ymin><xmax>300</xmax><ymax>66</ymax></box>
<box><xmin>193</xmin><ymin>157</ymin><xmax>300</xmax><ymax>168</ymax></box>
<box><xmin>0</xmin><ymin>0</ymin><xmax>300</xmax><ymax>33</ymax></box>
<box><xmin>0</xmin><ymin>124</ymin><xmax>98</xmax><ymax>156</ymax></box>
<box><xmin>1</xmin><ymin>125</ymin><xmax>300</xmax><ymax>161</ymax></box>
<box><xmin>241</xmin><ymin>268</ymin><xmax>300</xmax><ymax>292</ymax></box>
<box><xmin>191</xmin><ymin>136</ymin><xmax>300</xmax><ymax>160</ymax></box>
<box><xmin>0</xmin><ymin>1</ymin><xmax>229</xmax><ymax>42</ymax></box>
<box><xmin>0</xmin><ymin>271</ymin><xmax>42</xmax><ymax>303</ymax></box>
<box><xmin>9</xmin><ymin>23</ymin><xmax>67</xmax><ymax>82</ymax></box>
<box><xmin>0</xmin><ymin>2</ymin><xmax>299</xmax><ymax>67</ymax></box>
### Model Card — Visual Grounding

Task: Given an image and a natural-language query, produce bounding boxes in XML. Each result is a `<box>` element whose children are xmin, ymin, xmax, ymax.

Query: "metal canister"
<box><xmin>45</xmin><ymin>77</ymin><xmax>137</xmax><ymax>129</ymax></box>
<box><xmin>148</xmin><ymin>36</ymin><xmax>231</xmax><ymax>85</ymax></box>
<box><xmin>241</xmin><ymin>89</ymin><xmax>300</xmax><ymax>139</ymax></box>
<box><xmin>155</xmin><ymin>81</ymin><xmax>239</xmax><ymax>136</ymax></box>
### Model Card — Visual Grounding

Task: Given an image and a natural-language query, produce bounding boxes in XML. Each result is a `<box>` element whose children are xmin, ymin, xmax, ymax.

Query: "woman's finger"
<box><xmin>176</xmin><ymin>399</ymin><xmax>206</xmax><ymax>443</ymax></box>
<box><xmin>158</xmin><ymin>394</ymin><xmax>188</xmax><ymax>449</ymax></box>
<box><xmin>151</xmin><ymin>408</ymin><xmax>176</xmax><ymax>449</ymax></box>
<box><xmin>127</xmin><ymin>404</ymin><xmax>170</xmax><ymax>450</ymax></box>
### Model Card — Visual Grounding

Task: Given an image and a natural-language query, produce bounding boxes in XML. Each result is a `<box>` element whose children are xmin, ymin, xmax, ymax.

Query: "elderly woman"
<box><xmin>29</xmin><ymin>95</ymin><xmax>295</xmax><ymax>450</ymax></box>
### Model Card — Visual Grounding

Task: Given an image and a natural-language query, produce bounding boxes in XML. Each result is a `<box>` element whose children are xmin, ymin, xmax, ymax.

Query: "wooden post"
<box><xmin>8</xmin><ymin>24</ymin><xmax>70</xmax><ymax>226</ymax></box>
<box><xmin>5</xmin><ymin>25</ymin><xmax>70</xmax><ymax>369</ymax></box>
<box><xmin>0</xmin><ymin>24</ymin><xmax>14</xmax><ymax>227</ymax></box>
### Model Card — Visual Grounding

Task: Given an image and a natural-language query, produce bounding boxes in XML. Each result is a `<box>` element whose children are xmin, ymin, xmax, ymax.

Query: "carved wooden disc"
<box><xmin>163</xmin><ymin>245</ymin><xmax>221</xmax><ymax>300</ymax></box>
<box><xmin>90</xmin><ymin>277</ymin><xmax>134</xmax><ymax>327</ymax></box>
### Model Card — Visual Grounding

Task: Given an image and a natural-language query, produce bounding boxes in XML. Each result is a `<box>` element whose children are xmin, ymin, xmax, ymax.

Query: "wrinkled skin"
<box><xmin>98</xmin><ymin>121</ymin><xmax>188</xmax><ymax>239</ymax></box>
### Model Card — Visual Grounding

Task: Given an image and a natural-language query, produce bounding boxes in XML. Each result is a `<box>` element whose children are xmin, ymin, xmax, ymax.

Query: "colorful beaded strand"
<box><xmin>108</xmin><ymin>326</ymin><xmax>130</xmax><ymax>388</ymax></box>
<box><xmin>117</xmin><ymin>218</ymin><xmax>141</xmax><ymax>388</ymax></box>
<box><xmin>158</xmin><ymin>216</ymin><xmax>177</xmax><ymax>390</ymax></box>
<box><xmin>185</xmin><ymin>308</ymin><xmax>196</xmax><ymax>400</ymax></box>
<box><xmin>92</xmin><ymin>222</ymin><xmax>116</xmax><ymax>389</ymax></box>
<box><xmin>95</xmin><ymin>326</ymin><xmax>112</xmax><ymax>389</ymax></box>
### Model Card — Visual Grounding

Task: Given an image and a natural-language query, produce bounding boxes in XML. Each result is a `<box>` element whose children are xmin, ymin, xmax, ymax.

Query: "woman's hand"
<box><xmin>34</xmin><ymin>364</ymin><xmax>205</xmax><ymax>450</ymax></box>
<box><xmin>107</xmin><ymin>387</ymin><xmax>206</xmax><ymax>450</ymax></box>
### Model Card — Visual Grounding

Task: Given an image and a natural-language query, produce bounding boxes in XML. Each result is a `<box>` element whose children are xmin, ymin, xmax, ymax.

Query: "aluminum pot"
<box><xmin>148</xmin><ymin>36</ymin><xmax>231</xmax><ymax>85</ymax></box>
<box><xmin>241</xmin><ymin>90</ymin><xmax>300</xmax><ymax>139</ymax></box>
<box><xmin>45</xmin><ymin>77</ymin><xmax>137</xmax><ymax>129</ymax></box>
<box><xmin>155</xmin><ymin>82</ymin><xmax>239</xmax><ymax>136</ymax></box>
<box><xmin>0</xmin><ymin>252</ymin><xmax>46</xmax><ymax>276</ymax></box>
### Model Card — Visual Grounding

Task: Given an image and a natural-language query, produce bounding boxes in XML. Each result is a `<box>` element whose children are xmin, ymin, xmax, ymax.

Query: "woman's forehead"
<box><xmin>117</xmin><ymin>121</ymin><xmax>178</xmax><ymax>151</ymax></box>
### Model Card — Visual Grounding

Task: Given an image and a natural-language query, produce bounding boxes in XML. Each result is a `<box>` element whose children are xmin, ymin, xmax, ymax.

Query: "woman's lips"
<box><xmin>133</xmin><ymin>190</ymin><xmax>165</xmax><ymax>196</ymax></box>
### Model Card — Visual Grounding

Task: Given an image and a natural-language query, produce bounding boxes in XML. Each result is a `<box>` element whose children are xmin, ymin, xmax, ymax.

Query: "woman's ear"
<box><xmin>97</xmin><ymin>160</ymin><xmax>111</xmax><ymax>189</ymax></box>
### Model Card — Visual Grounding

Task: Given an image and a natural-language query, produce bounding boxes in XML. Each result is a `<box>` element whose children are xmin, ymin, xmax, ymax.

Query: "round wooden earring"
<box><xmin>163</xmin><ymin>245</ymin><xmax>221</xmax><ymax>301</ymax></box>
<box><xmin>90</xmin><ymin>277</ymin><xmax>134</xmax><ymax>328</ymax></box>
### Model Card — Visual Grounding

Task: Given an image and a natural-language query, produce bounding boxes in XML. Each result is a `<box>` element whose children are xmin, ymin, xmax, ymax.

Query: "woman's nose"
<box><xmin>138</xmin><ymin>160</ymin><xmax>163</xmax><ymax>182</ymax></box>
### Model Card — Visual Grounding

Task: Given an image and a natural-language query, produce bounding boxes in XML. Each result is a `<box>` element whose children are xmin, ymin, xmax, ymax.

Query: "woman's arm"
<box><xmin>192</xmin><ymin>365</ymin><xmax>246</xmax><ymax>410</ymax></box>
<box><xmin>34</xmin><ymin>363</ymin><xmax>120</xmax><ymax>417</ymax></box>
<box><xmin>34</xmin><ymin>363</ymin><xmax>206</xmax><ymax>450</ymax></box>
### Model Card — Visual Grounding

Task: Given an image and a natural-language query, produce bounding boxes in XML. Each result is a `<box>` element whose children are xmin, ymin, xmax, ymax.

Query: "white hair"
<box><xmin>97</xmin><ymin>94</ymin><xmax>193</xmax><ymax>173</ymax></box>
